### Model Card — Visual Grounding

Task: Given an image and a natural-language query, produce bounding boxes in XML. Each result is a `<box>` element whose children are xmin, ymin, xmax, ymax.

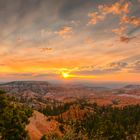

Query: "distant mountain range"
<box><xmin>0</xmin><ymin>81</ymin><xmax>110</xmax><ymax>94</ymax></box>
<box><xmin>123</xmin><ymin>85</ymin><xmax>140</xmax><ymax>89</ymax></box>
<box><xmin>0</xmin><ymin>81</ymin><xmax>140</xmax><ymax>94</ymax></box>
<box><xmin>0</xmin><ymin>81</ymin><xmax>50</xmax><ymax>95</ymax></box>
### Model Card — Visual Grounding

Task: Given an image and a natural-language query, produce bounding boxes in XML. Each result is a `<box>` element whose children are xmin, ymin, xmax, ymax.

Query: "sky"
<box><xmin>0</xmin><ymin>0</ymin><xmax>140</xmax><ymax>82</ymax></box>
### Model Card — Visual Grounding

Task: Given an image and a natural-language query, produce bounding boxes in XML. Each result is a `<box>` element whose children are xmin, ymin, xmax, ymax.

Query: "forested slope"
<box><xmin>0</xmin><ymin>90</ymin><xmax>32</xmax><ymax>140</ymax></box>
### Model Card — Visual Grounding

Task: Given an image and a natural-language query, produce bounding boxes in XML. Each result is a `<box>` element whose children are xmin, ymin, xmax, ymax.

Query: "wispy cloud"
<box><xmin>112</xmin><ymin>26</ymin><xmax>127</xmax><ymax>35</ymax></box>
<box><xmin>88</xmin><ymin>12</ymin><xmax>105</xmax><ymax>25</ymax></box>
<box><xmin>55</xmin><ymin>26</ymin><xmax>73</xmax><ymax>39</ymax></box>
<box><xmin>119</xmin><ymin>36</ymin><xmax>136</xmax><ymax>43</ymax></box>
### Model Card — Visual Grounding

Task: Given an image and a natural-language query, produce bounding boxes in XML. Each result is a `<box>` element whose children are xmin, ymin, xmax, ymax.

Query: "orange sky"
<box><xmin>0</xmin><ymin>0</ymin><xmax>140</xmax><ymax>82</ymax></box>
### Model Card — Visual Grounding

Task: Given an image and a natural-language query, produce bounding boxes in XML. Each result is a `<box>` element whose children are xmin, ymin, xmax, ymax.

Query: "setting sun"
<box><xmin>62</xmin><ymin>72</ymin><xmax>70</xmax><ymax>78</ymax></box>
<box><xmin>61</xmin><ymin>71</ymin><xmax>96</xmax><ymax>79</ymax></box>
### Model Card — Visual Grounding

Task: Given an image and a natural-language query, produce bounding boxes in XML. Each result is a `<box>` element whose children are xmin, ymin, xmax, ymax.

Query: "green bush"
<box><xmin>0</xmin><ymin>90</ymin><xmax>32</xmax><ymax>140</ymax></box>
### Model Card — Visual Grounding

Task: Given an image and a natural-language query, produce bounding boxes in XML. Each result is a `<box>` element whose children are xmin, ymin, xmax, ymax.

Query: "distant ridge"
<box><xmin>0</xmin><ymin>80</ymin><xmax>49</xmax><ymax>85</ymax></box>
<box><xmin>123</xmin><ymin>85</ymin><xmax>140</xmax><ymax>89</ymax></box>
<box><xmin>0</xmin><ymin>81</ymin><xmax>50</xmax><ymax>95</ymax></box>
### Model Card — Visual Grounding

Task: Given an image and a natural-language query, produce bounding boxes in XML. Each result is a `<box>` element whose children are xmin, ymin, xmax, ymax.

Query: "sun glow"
<box><xmin>61</xmin><ymin>71</ymin><xmax>96</xmax><ymax>79</ymax></box>
<box><xmin>62</xmin><ymin>72</ymin><xmax>70</xmax><ymax>78</ymax></box>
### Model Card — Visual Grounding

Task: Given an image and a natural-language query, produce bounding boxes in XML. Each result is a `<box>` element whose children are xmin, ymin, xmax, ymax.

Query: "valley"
<box><xmin>1</xmin><ymin>81</ymin><xmax>140</xmax><ymax>139</ymax></box>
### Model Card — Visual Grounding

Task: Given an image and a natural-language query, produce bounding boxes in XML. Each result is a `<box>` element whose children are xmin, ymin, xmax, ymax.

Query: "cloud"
<box><xmin>111</xmin><ymin>25</ymin><xmax>137</xmax><ymax>44</ymax></box>
<box><xmin>112</xmin><ymin>26</ymin><xmax>127</xmax><ymax>35</ymax></box>
<box><xmin>33</xmin><ymin>73</ymin><xmax>58</xmax><ymax>78</ymax></box>
<box><xmin>0</xmin><ymin>72</ymin><xmax>59</xmax><ymax>81</ymax></box>
<box><xmin>120</xmin><ymin>15</ymin><xmax>140</xmax><ymax>26</ymax></box>
<box><xmin>98</xmin><ymin>1</ymin><xmax>130</xmax><ymax>15</ymax></box>
<box><xmin>128</xmin><ymin>60</ymin><xmax>140</xmax><ymax>73</ymax></box>
<box><xmin>74</xmin><ymin>60</ymin><xmax>140</xmax><ymax>75</ymax></box>
<box><xmin>40</xmin><ymin>47</ymin><xmax>52</xmax><ymax>52</ymax></box>
<box><xmin>133</xmin><ymin>60</ymin><xmax>140</xmax><ymax>72</ymax></box>
<box><xmin>74</xmin><ymin>61</ymin><xmax>128</xmax><ymax>75</ymax></box>
<box><xmin>40</xmin><ymin>29</ymin><xmax>53</xmax><ymax>38</ymax></box>
<box><xmin>88</xmin><ymin>12</ymin><xmax>105</xmax><ymax>25</ymax></box>
<box><xmin>84</xmin><ymin>37</ymin><xmax>96</xmax><ymax>47</ymax></box>
<box><xmin>127</xmin><ymin>26</ymin><xmax>140</xmax><ymax>36</ymax></box>
<box><xmin>88</xmin><ymin>0</ymin><xmax>140</xmax><ymax>41</ymax></box>
<box><xmin>100</xmin><ymin>61</ymin><xmax>128</xmax><ymax>73</ymax></box>
<box><xmin>0</xmin><ymin>64</ymin><xmax>5</xmax><ymax>66</ymax></box>
<box><xmin>55</xmin><ymin>26</ymin><xmax>73</xmax><ymax>39</ymax></box>
<box><xmin>119</xmin><ymin>36</ymin><xmax>136</xmax><ymax>43</ymax></box>
<box><xmin>88</xmin><ymin>1</ymin><xmax>130</xmax><ymax>25</ymax></box>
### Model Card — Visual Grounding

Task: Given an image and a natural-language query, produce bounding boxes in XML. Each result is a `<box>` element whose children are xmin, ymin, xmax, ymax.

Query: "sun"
<box><xmin>62</xmin><ymin>72</ymin><xmax>70</xmax><ymax>78</ymax></box>
<box><xmin>61</xmin><ymin>71</ymin><xmax>96</xmax><ymax>79</ymax></box>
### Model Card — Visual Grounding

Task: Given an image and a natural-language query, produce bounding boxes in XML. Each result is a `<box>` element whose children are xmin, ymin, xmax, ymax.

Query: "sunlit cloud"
<box><xmin>112</xmin><ymin>26</ymin><xmax>127</xmax><ymax>35</ymax></box>
<box><xmin>98</xmin><ymin>1</ymin><xmax>130</xmax><ymax>15</ymax></box>
<box><xmin>88</xmin><ymin>12</ymin><xmax>105</xmax><ymax>25</ymax></box>
<box><xmin>55</xmin><ymin>26</ymin><xmax>73</xmax><ymax>39</ymax></box>
<box><xmin>120</xmin><ymin>15</ymin><xmax>140</xmax><ymax>26</ymax></box>
<box><xmin>88</xmin><ymin>1</ymin><xmax>130</xmax><ymax>25</ymax></box>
